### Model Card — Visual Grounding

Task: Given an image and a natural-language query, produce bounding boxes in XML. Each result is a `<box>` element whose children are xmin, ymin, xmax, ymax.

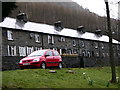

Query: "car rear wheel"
<box><xmin>58</xmin><ymin>62</ymin><xmax>62</xmax><ymax>69</ymax></box>
<box><xmin>41</xmin><ymin>62</ymin><xmax>46</xmax><ymax>69</ymax></box>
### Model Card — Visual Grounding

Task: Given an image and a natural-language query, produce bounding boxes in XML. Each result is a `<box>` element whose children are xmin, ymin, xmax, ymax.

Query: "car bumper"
<box><xmin>19</xmin><ymin>61</ymin><xmax>41</xmax><ymax>68</ymax></box>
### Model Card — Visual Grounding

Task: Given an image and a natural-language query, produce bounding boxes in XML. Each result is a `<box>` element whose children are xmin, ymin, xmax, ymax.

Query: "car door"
<box><xmin>53</xmin><ymin>50</ymin><xmax>60</xmax><ymax>66</ymax></box>
<box><xmin>45</xmin><ymin>50</ymin><xmax>54</xmax><ymax>66</ymax></box>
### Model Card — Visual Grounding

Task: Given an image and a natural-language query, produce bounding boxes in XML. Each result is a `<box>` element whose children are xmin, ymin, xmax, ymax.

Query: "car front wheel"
<box><xmin>58</xmin><ymin>62</ymin><xmax>62</xmax><ymax>69</ymax></box>
<box><xmin>41</xmin><ymin>62</ymin><xmax>46</xmax><ymax>69</ymax></box>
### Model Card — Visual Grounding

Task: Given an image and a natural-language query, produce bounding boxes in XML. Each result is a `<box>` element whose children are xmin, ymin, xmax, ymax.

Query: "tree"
<box><xmin>2</xmin><ymin>2</ymin><xmax>17</xmax><ymax>20</ymax></box>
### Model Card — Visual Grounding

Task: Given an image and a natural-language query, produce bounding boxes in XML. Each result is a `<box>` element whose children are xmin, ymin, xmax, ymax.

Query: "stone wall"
<box><xmin>2</xmin><ymin>56</ymin><xmax>23</xmax><ymax>70</ymax></box>
<box><xmin>3</xmin><ymin>55</ymin><xmax>119</xmax><ymax>70</ymax></box>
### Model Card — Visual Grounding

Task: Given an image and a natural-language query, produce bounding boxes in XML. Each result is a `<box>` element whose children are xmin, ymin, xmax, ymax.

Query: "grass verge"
<box><xmin>2</xmin><ymin>67</ymin><xmax>119</xmax><ymax>88</ymax></box>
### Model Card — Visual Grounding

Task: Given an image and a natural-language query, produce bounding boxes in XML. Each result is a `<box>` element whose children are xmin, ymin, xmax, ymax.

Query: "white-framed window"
<box><xmin>96</xmin><ymin>52</ymin><xmax>99</xmax><ymax>57</ymax></box>
<box><xmin>35</xmin><ymin>34</ymin><xmax>40</xmax><ymax>43</ymax></box>
<box><xmin>117</xmin><ymin>45</ymin><xmax>120</xmax><ymax>51</ymax></box>
<box><xmin>87</xmin><ymin>50</ymin><xmax>91</xmax><ymax>57</ymax></box>
<box><xmin>101</xmin><ymin>43</ymin><xmax>104</xmax><ymax>49</ymax></box>
<box><xmin>8</xmin><ymin>45</ymin><xmax>16</xmax><ymax>56</ymax></box>
<box><xmin>48</xmin><ymin>35</ymin><xmax>54</xmax><ymax>44</ymax></box>
<box><xmin>82</xmin><ymin>50</ymin><xmax>86</xmax><ymax>56</ymax></box>
<box><xmin>61</xmin><ymin>37</ymin><xmax>65</xmax><ymax>42</ymax></box>
<box><xmin>30</xmin><ymin>33</ymin><xmax>34</xmax><ymax>39</ymax></box>
<box><xmin>73</xmin><ymin>49</ymin><xmax>77</xmax><ymax>54</ymax></box>
<box><xmin>95</xmin><ymin>42</ymin><xmax>98</xmax><ymax>49</ymax></box>
<box><xmin>73</xmin><ymin>40</ymin><xmax>76</xmax><ymax>47</ymax></box>
<box><xmin>7</xmin><ymin>30</ymin><xmax>13</xmax><ymax>40</ymax></box>
<box><xmin>107</xmin><ymin>53</ymin><xmax>109</xmax><ymax>57</ymax></box>
<box><xmin>19</xmin><ymin>46</ymin><xmax>26</xmax><ymax>56</ymax></box>
<box><xmin>102</xmin><ymin>53</ymin><xmax>105</xmax><ymax>57</ymax></box>
<box><xmin>26</xmin><ymin>47</ymin><xmax>34</xmax><ymax>55</ymax></box>
<box><xmin>80</xmin><ymin>41</ymin><xmax>85</xmax><ymax>48</ymax></box>
<box><xmin>68</xmin><ymin>49</ymin><xmax>72</xmax><ymax>54</ymax></box>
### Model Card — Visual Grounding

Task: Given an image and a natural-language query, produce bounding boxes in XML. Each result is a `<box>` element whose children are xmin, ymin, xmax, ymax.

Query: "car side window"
<box><xmin>45</xmin><ymin>51</ymin><xmax>53</xmax><ymax>56</ymax></box>
<box><xmin>53</xmin><ymin>51</ymin><xmax>59</xmax><ymax>56</ymax></box>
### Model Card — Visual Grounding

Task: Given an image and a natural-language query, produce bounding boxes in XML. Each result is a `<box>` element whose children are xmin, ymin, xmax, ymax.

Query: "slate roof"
<box><xmin>0</xmin><ymin>17</ymin><xmax>119</xmax><ymax>44</ymax></box>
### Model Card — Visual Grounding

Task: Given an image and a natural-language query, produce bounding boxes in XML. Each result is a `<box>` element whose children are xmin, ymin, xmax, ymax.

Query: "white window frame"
<box><xmin>73</xmin><ymin>40</ymin><xmax>76</xmax><ymax>47</ymax></box>
<box><xmin>95</xmin><ymin>42</ymin><xmax>98</xmax><ymax>49</ymax></box>
<box><xmin>7</xmin><ymin>30</ymin><xmax>13</xmax><ymax>40</ymax></box>
<box><xmin>87</xmin><ymin>50</ymin><xmax>91</xmax><ymax>57</ymax></box>
<box><xmin>19</xmin><ymin>46</ymin><xmax>26</xmax><ymax>56</ymax></box>
<box><xmin>117</xmin><ymin>45</ymin><xmax>120</xmax><ymax>51</ymax></box>
<box><xmin>61</xmin><ymin>37</ymin><xmax>65</xmax><ymax>42</ymax></box>
<box><xmin>82</xmin><ymin>50</ymin><xmax>86</xmax><ymax>56</ymax></box>
<box><xmin>80</xmin><ymin>41</ymin><xmax>85</xmax><ymax>47</ymax></box>
<box><xmin>8</xmin><ymin>45</ymin><xmax>16</xmax><ymax>56</ymax></box>
<box><xmin>26</xmin><ymin>47</ymin><xmax>34</xmax><ymax>55</ymax></box>
<box><xmin>101</xmin><ymin>43</ymin><xmax>104</xmax><ymax>49</ymax></box>
<box><xmin>35</xmin><ymin>34</ymin><xmax>40</xmax><ymax>43</ymax></box>
<box><xmin>96</xmin><ymin>52</ymin><xmax>99</xmax><ymax>57</ymax></box>
<box><xmin>48</xmin><ymin>35</ymin><xmax>54</xmax><ymax>44</ymax></box>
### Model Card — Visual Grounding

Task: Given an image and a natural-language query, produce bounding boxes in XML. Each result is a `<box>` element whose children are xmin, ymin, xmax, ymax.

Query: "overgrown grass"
<box><xmin>2</xmin><ymin>67</ymin><xmax>119</xmax><ymax>88</ymax></box>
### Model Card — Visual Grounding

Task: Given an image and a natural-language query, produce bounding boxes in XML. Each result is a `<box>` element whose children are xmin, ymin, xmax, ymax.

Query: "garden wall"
<box><xmin>2</xmin><ymin>56</ymin><xmax>116</xmax><ymax>70</ymax></box>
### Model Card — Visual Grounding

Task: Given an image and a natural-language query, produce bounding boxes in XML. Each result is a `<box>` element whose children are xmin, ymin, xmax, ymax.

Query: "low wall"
<box><xmin>2</xmin><ymin>56</ymin><xmax>119</xmax><ymax>70</ymax></box>
<box><xmin>2</xmin><ymin>56</ymin><xmax>23</xmax><ymax>70</ymax></box>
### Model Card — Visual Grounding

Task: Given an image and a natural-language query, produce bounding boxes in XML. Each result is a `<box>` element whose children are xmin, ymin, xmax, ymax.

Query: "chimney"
<box><xmin>77</xmin><ymin>26</ymin><xmax>85</xmax><ymax>34</ymax></box>
<box><xmin>54</xmin><ymin>21</ymin><xmax>63</xmax><ymax>31</ymax></box>
<box><xmin>16</xmin><ymin>11</ymin><xmax>28</xmax><ymax>23</ymax></box>
<box><xmin>95</xmin><ymin>29</ymin><xmax>102</xmax><ymax>36</ymax></box>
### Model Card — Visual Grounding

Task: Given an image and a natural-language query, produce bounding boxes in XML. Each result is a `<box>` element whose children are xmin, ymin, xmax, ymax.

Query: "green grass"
<box><xmin>1</xmin><ymin>67</ymin><xmax>119</xmax><ymax>88</ymax></box>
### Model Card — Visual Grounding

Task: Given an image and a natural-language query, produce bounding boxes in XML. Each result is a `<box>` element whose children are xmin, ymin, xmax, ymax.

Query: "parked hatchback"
<box><xmin>19</xmin><ymin>49</ymin><xmax>63</xmax><ymax>69</ymax></box>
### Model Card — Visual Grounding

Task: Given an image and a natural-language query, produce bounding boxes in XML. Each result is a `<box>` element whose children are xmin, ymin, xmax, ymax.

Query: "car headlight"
<box><xmin>33</xmin><ymin>58</ymin><xmax>40</xmax><ymax>62</ymax></box>
<box><xmin>19</xmin><ymin>60</ymin><xmax>22</xmax><ymax>63</ymax></box>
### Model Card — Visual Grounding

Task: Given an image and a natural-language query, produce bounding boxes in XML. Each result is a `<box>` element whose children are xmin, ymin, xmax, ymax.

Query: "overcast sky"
<box><xmin>72</xmin><ymin>0</ymin><xmax>119</xmax><ymax>19</ymax></box>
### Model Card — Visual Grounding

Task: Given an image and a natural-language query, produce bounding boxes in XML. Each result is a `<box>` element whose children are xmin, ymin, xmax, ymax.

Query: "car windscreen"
<box><xmin>28</xmin><ymin>50</ymin><xmax>46</xmax><ymax>57</ymax></box>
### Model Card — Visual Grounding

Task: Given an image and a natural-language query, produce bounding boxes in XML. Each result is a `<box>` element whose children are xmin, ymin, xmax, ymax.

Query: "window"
<box><xmin>26</xmin><ymin>47</ymin><xmax>34</xmax><ymax>55</ymax></box>
<box><xmin>67</xmin><ymin>49</ymin><xmax>72</xmax><ymax>54</ymax></box>
<box><xmin>45</xmin><ymin>51</ymin><xmax>53</xmax><ymax>56</ymax></box>
<box><xmin>102</xmin><ymin>53</ymin><xmax>105</xmax><ymax>58</ymax></box>
<box><xmin>92</xmin><ymin>51</ymin><xmax>94</xmax><ymax>57</ymax></box>
<box><xmin>19</xmin><ymin>46</ymin><xmax>26</xmax><ymax>56</ymax></box>
<box><xmin>48</xmin><ymin>35</ymin><xmax>54</xmax><ymax>44</ymax></box>
<box><xmin>61</xmin><ymin>37</ymin><xmax>65</xmax><ymax>42</ymax></box>
<box><xmin>94</xmin><ymin>42</ymin><xmax>98</xmax><ymax>49</ymax></box>
<box><xmin>96</xmin><ymin>52</ymin><xmax>99</xmax><ymax>57</ymax></box>
<box><xmin>73</xmin><ymin>40</ymin><xmax>76</xmax><ymax>46</ymax></box>
<box><xmin>53</xmin><ymin>51</ymin><xmax>59</xmax><ymax>56</ymax></box>
<box><xmin>8</xmin><ymin>45</ymin><xmax>16</xmax><ymax>56</ymax></box>
<box><xmin>117</xmin><ymin>45</ymin><xmax>120</xmax><ymax>51</ymax></box>
<box><xmin>101</xmin><ymin>43</ymin><xmax>104</xmax><ymax>49</ymax></box>
<box><xmin>73</xmin><ymin>49</ymin><xmax>77</xmax><ymax>54</ymax></box>
<box><xmin>30</xmin><ymin>33</ymin><xmax>34</xmax><ymax>39</ymax></box>
<box><xmin>35</xmin><ymin>34</ymin><xmax>40</xmax><ymax>43</ymax></box>
<box><xmin>7</xmin><ymin>30</ymin><xmax>13</xmax><ymax>40</ymax></box>
<box><xmin>107</xmin><ymin>53</ymin><xmax>109</xmax><ymax>57</ymax></box>
<box><xmin>82</xmin><ymin>50</ymin><xmax>86</xmax><ymax>56</ymax></box>
<box><xmin>61</xmin><ymin>49</ymin><xmax>66</xmax><ymax>54</ymax></box>
<box><xmin>80</xmin><ymin>41</ymin><xmax>85</xmax><ymax>48</ymax></box>
<box><xmin>87</xmin><ymin>50</ymin><xmax>91</xmax><ymax>57</ymax></box>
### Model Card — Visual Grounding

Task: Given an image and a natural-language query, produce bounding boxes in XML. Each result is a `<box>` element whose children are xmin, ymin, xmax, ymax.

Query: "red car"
<box><xmin>19</xmin><ymin>49</ymin><xmax>63</xmax><ymax>69</ymax></box>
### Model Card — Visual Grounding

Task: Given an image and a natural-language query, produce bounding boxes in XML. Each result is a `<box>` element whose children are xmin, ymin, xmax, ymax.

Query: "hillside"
<box><xmin>4</xmin><ymin>1</ymin><xmax>119</xmax><ymax>41</ymax></box>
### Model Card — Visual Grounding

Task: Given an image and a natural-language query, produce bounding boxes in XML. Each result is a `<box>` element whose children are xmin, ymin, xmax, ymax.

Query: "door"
<box><xmin>45</xmin><ymin>50</ymin><xmax>54</xmax><ymax>66</ymax></box>
<box><xmin>53</xmin><ymin>50</ymin><xmax>60</xmax><ymax>66</ymax></box>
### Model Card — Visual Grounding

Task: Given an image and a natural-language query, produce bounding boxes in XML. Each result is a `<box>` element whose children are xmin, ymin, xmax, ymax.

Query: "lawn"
<box><xmin>1</xmin><ymin>67</ymin><xmax>119</xmax><ymax>88</ymax></box>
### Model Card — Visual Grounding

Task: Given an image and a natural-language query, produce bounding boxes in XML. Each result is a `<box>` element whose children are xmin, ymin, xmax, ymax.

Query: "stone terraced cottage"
<box><xmin>0</xmin><ymin>17</ymin><xmax>120</xmax><ymax>70</ymax></box>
